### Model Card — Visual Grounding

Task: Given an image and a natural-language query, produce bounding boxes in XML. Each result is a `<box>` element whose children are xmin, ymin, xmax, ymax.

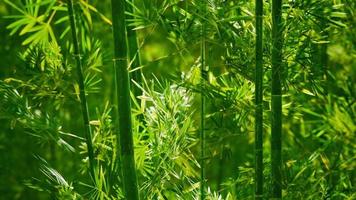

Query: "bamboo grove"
<box><xmin>0</xmin><ymin>0</ymin><xmax>355</xmax><ymax>199</ymax></box>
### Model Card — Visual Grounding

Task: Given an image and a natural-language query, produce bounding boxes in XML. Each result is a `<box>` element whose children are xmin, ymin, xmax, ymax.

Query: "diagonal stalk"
<box><xmin>255</xmin><ymin>0</ymin><xmax>264</xmax><ymax>199</ymax></box>
<box><xmin>200</xmin><ymin>1</ymin><xmax>208</xmax><ymax>199</ymax></box>
<box><xmin>271</xmin><ymin>0</ymin><xmax>283</xmax><ymax>198</ymax></box>
<box><xmin>66</xmin><ymin>0</ymin><xmax>95</xmax><ymax>178</ymax></box>
<box><xmin>110</xmin><ymin>0</ymin><xmax>139</xmax><ymax>199</ymax></box>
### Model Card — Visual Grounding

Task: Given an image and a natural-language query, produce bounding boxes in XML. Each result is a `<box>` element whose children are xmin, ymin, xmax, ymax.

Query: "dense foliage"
<box><xmin>0</xmin><ymin>0</ymin><xmax>355</xmax><ymax>199</ymax></box>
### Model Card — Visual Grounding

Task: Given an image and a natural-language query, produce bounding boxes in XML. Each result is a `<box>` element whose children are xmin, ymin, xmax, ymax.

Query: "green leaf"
<box><xmin>331</xmin><ymin>12</ymin><xmax>347</xmax><ymax>18</ymax></box>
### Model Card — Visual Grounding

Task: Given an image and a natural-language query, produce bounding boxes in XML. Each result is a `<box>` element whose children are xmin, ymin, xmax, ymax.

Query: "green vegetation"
<box><xmin>0</xmin><ymin>0</ymin><xmax>355</xmax><ymax>199</ymax></box>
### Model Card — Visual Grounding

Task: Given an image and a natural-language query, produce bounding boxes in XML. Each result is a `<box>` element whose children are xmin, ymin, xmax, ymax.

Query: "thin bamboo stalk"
<box><xmin>126</xmin><ymin>0</ymin><xmax>142</xmax><ymax>101</ymax></box>
<box><xmin>66</xmin><ymin>0</ymin><xmax>95</xmax><ymax>178</ymax></box>
<box><xmin>200</xmin><ymin>1</ymin><xmax>208</xmax><ymax>199</ymax></box>
<box><xmin>110</xmin><ymin>0</ymin><xmax>139</xmax><ymax>199</ymax></box>
<box><xmin>271</xmin><ymin>0</ymin><xmax>283</xmax><ymax>198</ymax></box>
<box><xmin>255</xmin><ymin>0</ymin><xmax>264</xmax><ymax>199</ymax></box>
<box><xmin>320</xmin><ymin>19</ymin><xmax>329</xmax><ymax>93</ymax></box>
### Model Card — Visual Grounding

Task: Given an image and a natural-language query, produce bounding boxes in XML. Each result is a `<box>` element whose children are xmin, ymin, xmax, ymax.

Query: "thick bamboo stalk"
<box><xmin>271</xmin><ymin>0</ymin><xmax>283</xmax><ymax>198</ymax></box>
<box><xmin>110</xmin><ymin>0</ymin><xmax>139</xmax><ymax>199</ymax></box>
<box><xmin>66</xmin><ymin>0</ymin><xmax>95</xmax><ymax>178</ymax></box>
<box><xmin>200</xmin><ymin>1</ymin><xmax>208</xmax><ymax>199</ymax></box>
<box><xmin>255</xmin><ymin>0</ymin><xmax>264</xmax><ymax>199</ymax></box>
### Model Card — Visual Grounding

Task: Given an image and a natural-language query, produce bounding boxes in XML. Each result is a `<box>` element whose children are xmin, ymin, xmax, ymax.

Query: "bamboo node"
<box><xmin>113</xmin><ymin>57</ymin><xmax>127</xmax><ymax>61</ymax></box>
<box><xmin>73</xmin><ymin>53</ymin><xmax>82</xmax><ymax>58</ymax></box>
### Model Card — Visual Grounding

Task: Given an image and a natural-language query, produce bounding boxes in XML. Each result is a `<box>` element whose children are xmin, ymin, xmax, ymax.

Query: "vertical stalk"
<box><xmin>111</xmin><ymin>0</ymin><xmax>139</xmax><ymax>199</ymax></box>
<box><xmin>126</xmin><ymin>0</ymin><xmax>144</xmax><ymax>131</ymax></box>
<box><xmin>255</xmin><ymin>0</ymin><xmax>264</xmax><ymax>199</ymax></box>
<box><xmin>50</xmin><ymin>142</ymin><xmax>56</xmax><ymax>199</ymax></box>
<box><xmin>126</xmin><ymin>0</ymin><xmax>142</xmax><ymax>100</ymax></box>
<box><xmin>271</xmin><ymin>0</ymin><xmax>283</xmax><ymax>199</ymax></box>
<box><xmin>66</xmin><ymin>0</ymin><xmax>95</xmax><ymax>178</ymax></box>
<box><xmin>200</xmin><ymin>1</ymin><xmax>208</xmax><ymax>199</ymax></box>
<box><xmin>320</xmin><ymin>20</ymin><xmax>329</xmax><ymax>94</ymax></box>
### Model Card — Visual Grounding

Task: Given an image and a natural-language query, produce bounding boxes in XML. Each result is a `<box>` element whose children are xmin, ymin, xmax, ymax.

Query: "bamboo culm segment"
<box><xmin>66</xmin><ymin>0</ymin><xmax>95</xmax><ymax>178</ymax></box>
<box><xmin>200</xmin><ymin>1</ymin><xmax>208</xmax><ymax>199</ymax></box>
<box><xmin>255</xmin><ymin>0</ymin><xmax>263</xmax><ymax>199</ymax></box>
<box><xmin>271</xmin><ymin>0</ymin><xmax>283</xmax><ymax>198</ymax></box>
<box><xmin>111</xmin><ymin>0</ymin><xmax>139</xmax><ymax>199</ymax></box>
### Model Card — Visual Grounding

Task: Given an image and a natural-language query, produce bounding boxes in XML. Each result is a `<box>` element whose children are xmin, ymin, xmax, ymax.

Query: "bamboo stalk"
<box><xmin>320</xmin><ymin>19</ymin><xmax>329</xmax><ymax>94</ymax></box>
<box><xmin>200</xmin><ymin>1</ymin><xmax>208</xmax><ymax>199</ymax></box>
<box><xmin>271</xmin><ymin>0</ymin><xmax>283</xmax><ymax>198</ymax></box>
<box><xmin>66</xmin><ymin>0</ymin><xmax>95</xmax><ymax>178</ymax></box>
<box><xmin>255</xmin><ymin>0</ymin><xmax>264</xmax><ymax>199</ymax></box>
<box><xmin>110</xmin><ymin>0</ymin><xmax>139</xmax><ymax>199</ymax></box>
<box><xmin>126</xmin><ymin>0</ymin><xmax>144</xmax><ymax>130</ymax></box>
<box><xmin>126</xmin><ymin>0</ymin><xmax>142</xmax><ymax>101</ymax></box>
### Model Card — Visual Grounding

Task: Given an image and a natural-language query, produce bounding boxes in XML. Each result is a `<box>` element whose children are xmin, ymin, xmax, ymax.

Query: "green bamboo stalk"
<box><xmin>66</xmin><ymin>0</ymin><xmax>95</xmax><ymax>178</ymax></box>
<box><xmin>126</xmin><ymin>0</ymin><xmax>144</xmax><ymax>130</ymax></box>
<box><xmin>255</xmin><ymin>0</ymin><xmax>263</xmax><ymax>199</ymax></box>
<box><xmin>200</xmin><ymin>1</ymin><xmax>208</xmax><ymax>199</ymax></box>
<box><xmin>126</xmin><ymin>0</ymin><xmax>142</xmax><ymax>100</ymax></box>
<box><xmin>110</xmin><ymin>0</ymin><xmax>139</xmax><ymax>199</ymax></box>
<box><xmin>271</xmin><ymin>0</ymin><xmax>283</xmax><ymax>199</ymax></box>
<box><xmin>320</xmin><ymin>19</ymin><xmax>329</xmax><ymax>94</ymax></box>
